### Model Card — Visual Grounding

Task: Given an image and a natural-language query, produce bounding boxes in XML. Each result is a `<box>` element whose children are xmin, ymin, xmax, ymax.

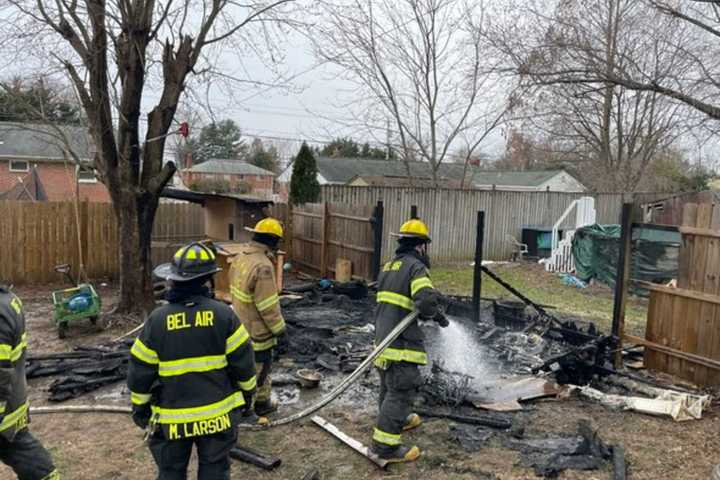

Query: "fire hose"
<box><xmin>240</xmin><ymin>310</ymin><xmax>419</xmax><ymax>429</ymax></box>
<box><xmin>30</xmin><ymin>311</ymin><xmax>420</xmax><ymax>430</ymax></box>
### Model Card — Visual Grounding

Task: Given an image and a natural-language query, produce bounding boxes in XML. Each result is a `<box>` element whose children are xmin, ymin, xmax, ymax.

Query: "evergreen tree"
<box><xmin>185</xmin><ymin>119</ymin><xmax>246</xmax><ymax>165</ymax></box>
<box><xmin>248</xmin><ymin>138</ymin><xmax>279</xmax><ymax>172</ymax></box>
<box><xmin>289</xmin><ymin>143</ymin><xmax>320</xmax><ymax>205</ymax></box>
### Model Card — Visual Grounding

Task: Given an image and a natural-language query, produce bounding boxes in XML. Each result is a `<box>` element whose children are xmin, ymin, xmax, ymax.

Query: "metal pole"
<box><xmin>411</xmin><ymin>205</ymin><xmax>418</xmax><ymax>219</ymax></box>
<box><xmin>472</xmin><ymin>211</ymin><xmax>485</xmax><ymax>323</ymax></box>
<box><xmin>612</xmin><ymin>202</ymin><xmax>634</xmax><ymax>368</ymax></box>
<box><xmin>371</xmin><ymin>201</ymin><xmax>384</xmax><ymax>281</ymax></box>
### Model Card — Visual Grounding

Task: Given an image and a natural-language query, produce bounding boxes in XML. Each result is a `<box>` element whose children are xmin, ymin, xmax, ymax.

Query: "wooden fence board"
<box><xmin>290</xmin><ymin>202</ymin><xmax>376</xmax><ymax>281</ymax></box>
<box><xmin>0</xmin><ymin>200</ymin><xmax>204</xmax><ymax>284</ymax></box>
<box><xmin>644</xmin><ymin>201</ymin><xmax>720</xmax><ymax>386</ymax></box>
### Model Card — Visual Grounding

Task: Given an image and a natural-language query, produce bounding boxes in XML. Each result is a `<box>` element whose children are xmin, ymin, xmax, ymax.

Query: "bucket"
<box><xmin>493</xmin><ymin>300</ymin><xmax>526</xmax><ymax>329</ymax></box>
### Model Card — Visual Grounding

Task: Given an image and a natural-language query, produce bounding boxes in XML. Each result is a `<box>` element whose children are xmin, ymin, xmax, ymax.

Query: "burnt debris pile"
<box><xmin>505</xmin><ymin>420</ymin><xmax>622</xmax><ymax>478</ymax></box>
<box><xmin>419</xmin><ymin>362</ymin><xmax>474</xmax><ymax>407</ymax></box>
<box><xmin>278</xmin><ymin>280</ymin><xmax>376</xmax><ymax>372</ymax></box>
<box><xmin>26</xmin><ymin>340</ymin><xmax>132</xmax><ymax>402</ymax></box>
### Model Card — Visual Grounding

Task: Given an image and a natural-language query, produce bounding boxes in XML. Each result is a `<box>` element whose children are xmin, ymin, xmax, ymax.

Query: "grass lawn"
<box><xmin>432</xmin><ymin>262</ymin><xmax>649</xmax><ymax>336</ymax></box>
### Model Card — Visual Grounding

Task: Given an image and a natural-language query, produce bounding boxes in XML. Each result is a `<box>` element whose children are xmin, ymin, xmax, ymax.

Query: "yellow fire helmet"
<box><xmin>391</xmin><ymin>218</ymin><xmax>431</xmax><ymax>242</ymax></box>
<box><xmin>245</xmin><ymin>217</ymin><xmax>284</xmax><ymax>239</ymax></box>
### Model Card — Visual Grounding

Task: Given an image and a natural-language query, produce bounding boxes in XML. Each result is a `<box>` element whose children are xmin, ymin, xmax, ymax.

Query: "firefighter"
<box><xmin>370</xmin><ymin>219</ymin><xmax>448</xmax><ymax>463</ymax></box>
<box><xmin>229</xmin><ymin>218</ymin><xmax>286</xmax><ymax>417</ymax></box>
<box><xmin>0</xmin><ymin>287</ymin><xmax>59</xmax><ymax>480</ymax></box>
<box><xmin>127</xmin><ymin>242</ymin><xmax>257</xmax><ymax>480</ymax></box>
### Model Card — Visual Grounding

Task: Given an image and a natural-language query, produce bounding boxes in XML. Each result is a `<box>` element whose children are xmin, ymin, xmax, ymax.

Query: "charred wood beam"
<box><xmin>414</xmin><ymin>408</ymin><xmax>512</xmax><ymax>430</ymax></box>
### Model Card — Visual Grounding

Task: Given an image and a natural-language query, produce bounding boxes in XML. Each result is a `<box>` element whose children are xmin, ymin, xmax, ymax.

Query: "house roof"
<box><xmin>349</xmin><ymin>174</ymin><xmax>462</xmax><ymax>188</ymax></box>
<box><xmin>0</xmin><ymin>122</ymin><xmax>94</xmax><ymax>161</ymax></box>
<box><xmin>185</xmin><ymin>159</ymin><xmax>275</xmax><ymax>176</ymax></box>
<box><xmin>314</xmin><ymin>156</ymin><xmax>470</xmax><ymax>184</ymax></box>
<box><xmin>312</xmin><ymin>157</ymin><xmax>575</xmax><ymax>188</ymax></box>
<box><xmin>470</xmin><ymin>170</ymin><xmax>565</xmax><ymax>188</ymax></box>
<box><xmin>161</xmin><ymin>187</ymin><xmax>274</xmax><ymax>206</ymax></box>
<box><xmin>0</xmin><ymin>166</ymin><xmax>48</xmax><ymax>201</ymax></box>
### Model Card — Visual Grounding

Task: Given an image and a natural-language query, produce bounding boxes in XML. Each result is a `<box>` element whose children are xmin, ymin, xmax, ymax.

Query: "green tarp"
<box><xmin>572</xmin><ymin>224</ymin><xmax>680</xmax><ymax>293</ymax></box>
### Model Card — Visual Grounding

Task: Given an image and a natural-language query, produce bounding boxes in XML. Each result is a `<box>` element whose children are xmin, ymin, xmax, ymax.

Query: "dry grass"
<box><xmin>433</xmin><ymin>262</ymin><xmax>649</xmax><ymax>336</ymax></box>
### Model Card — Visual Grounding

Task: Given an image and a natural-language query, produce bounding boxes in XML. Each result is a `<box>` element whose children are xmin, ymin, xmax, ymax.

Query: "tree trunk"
<box><xmin>113</xmin><ymin>190</ymin><xmax>160</xmax><ymax>314</ymax></box>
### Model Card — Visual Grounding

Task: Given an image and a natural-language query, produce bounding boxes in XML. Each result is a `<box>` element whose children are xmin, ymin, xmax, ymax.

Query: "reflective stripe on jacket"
<box><xmin>0</xmin><ymin>288</ymin><xmax>29</xmax><ymax>441</ymax></box>
<box><xmin>229</xmin><ymin>242</ymin><xmax>286</xmax><ymax>351</ymax></box>
<box><xmin>127</xmin><ymin>293</ymin><xmax>256</xmax><ymax>439</ymax></box>
<box><xmin>373</xmin><ymin>251</ymin><xmax>439</xmax><ymax>368</ymax></box>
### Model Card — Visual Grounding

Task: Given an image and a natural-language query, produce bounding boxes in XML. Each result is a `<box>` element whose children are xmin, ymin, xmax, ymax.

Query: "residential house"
<box><xmin>276</xmin><ymin>155</ymin><xmax>586</xmax><ymax>199</ymax></box>
<box><xmin>0</xmin><ymin>122</ymin><xmax>109</xmax><ymax>202</ymax></box>
<box><xmin>471</xmin><ymin>170</ymin><xmax>587</xmax><ymax>192</ymax></box>
<box><xmin>182</xmin><ymin>159</ymin><xmax>275</xmax><ymax>199</ymax></box>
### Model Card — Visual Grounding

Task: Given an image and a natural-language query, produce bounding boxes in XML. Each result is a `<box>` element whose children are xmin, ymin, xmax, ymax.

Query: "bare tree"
<box><xmin>578</xmin><ymin>0</ymin><xmax>720</xmax><ymax>122</ymax></box>
<box><xmin>313</xmin><ymin>0</ymin><xmax>507</xmax><ymax>185</ymax></box>
<box><xmin>482</xmin><ymin>0</ymin><xmax>692</xmax><ymax>192</ymax></box>
<box><xmin>0</xmin><ymin>1</ymin><xmax>294</xmax><ymax>313</ymax></box>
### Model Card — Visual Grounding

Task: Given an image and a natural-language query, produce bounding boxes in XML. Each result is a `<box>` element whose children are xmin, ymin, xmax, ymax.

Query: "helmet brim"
<box><xmin>390</xmin><ymin>232</ymin><xmax>432</xmax><ymax>243</ymax></box>
<box><xmin>244</xmin><ymin>227</ymin><xmax>283</xmax><ymax>238</ymax></box>
<box><xmin>153</xmin><ymin>263</ymin><xmax>222</xmax><ymax>282</ymax></box>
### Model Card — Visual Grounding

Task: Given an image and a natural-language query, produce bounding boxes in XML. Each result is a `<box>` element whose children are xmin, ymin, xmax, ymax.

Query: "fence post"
<box><xmin>472</xmin><ymin>211</ymin><xmax>485</xmax><ymax>323</ymax></box>
<box><xmin>320</xmin><ymin>202</ymin><xmax>330</xmax><ymax>278</ymax></box>
<box><xmin>612</xmin><ymin>202</ymin><xmax>634</xmax><ymax>368</ymax></box>
<box><xmin>411</xmin><ymin>205</ymin><xmax>418</xmax><ymax>219</ymax></box>
<box><xmin>371</xmin><ymin>201</ymin><xmax>384</xmax><ymax>281</ymax></box>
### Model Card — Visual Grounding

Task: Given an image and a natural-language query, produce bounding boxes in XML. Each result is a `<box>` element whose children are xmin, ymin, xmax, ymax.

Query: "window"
<box><xmin>9</xmin><ymin>160</ymin><xmax>29</xmax><ymax>172</ymax></box>
<box><xmin>77</xmin><ymin>165</ymin><xmax>97</xmax><ymax>183</ymax></box>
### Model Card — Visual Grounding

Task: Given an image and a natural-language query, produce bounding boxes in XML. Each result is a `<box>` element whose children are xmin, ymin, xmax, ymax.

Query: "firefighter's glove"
<box><xmin>132</xmin><ymin>404</ymin><xmax>152</xmax><ymax>429</ymax></box>
<box><xmin>433</xmin><ymin>311</ymin><xmax>449</xmax><ymax>328</ymax></box>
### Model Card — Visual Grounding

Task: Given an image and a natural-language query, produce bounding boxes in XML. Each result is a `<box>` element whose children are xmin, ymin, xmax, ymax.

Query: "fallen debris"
<box><xmin>505</xmin><ymin>420</ymin><xmax>615</xmax><ymax>478</ymax></box>
<box><xmin>612</xmin><ymin>445</ymin><xmax>627</xmax><ymax>480</ymax></box>
<box><xmin>470</xmin><ymin>377</ymin><xmax>561</xmax><ymax>411</ymax></box>
<box><xmin>229</xmin><ymin>445</ymin><xmax>281</xmax><ymax>471</ymax></box>
<box><xmin>414</xmin><ymin>408</ymin><xmax>512</xmax><ymax>430</ymax></box>
<box><xmin>448</xmin><ymin>424</ymin><xmax>494</xmax><ymax>452</ymax></box>
<box><xmin>419</xmin><ymin>363</ymin><xmax>473</xmax><ymax>407</ymax></box>
<box><xmin>27</xmin><ymin>340</ymin><xmax>132</xmax><ymax>401</ymax></box>
<box><xmin>573</xmin><ymin>385</ymin><xmax>710</xmax><ymax>422</ymax></box>
<box><xmin>311</xmin><ymin>416</ymin><xmax>388</xmax><ymax>469</ymax></box>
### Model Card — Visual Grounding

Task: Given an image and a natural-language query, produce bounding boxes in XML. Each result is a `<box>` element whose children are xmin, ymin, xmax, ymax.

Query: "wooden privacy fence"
<box><xmin>290</xmin><ymin>202</ymin><xmax>379</xmax><ymax>281</ymax></box>
<box><xmin>0</xmin><ymin>201</ymin><xmax>204</xmax><ymax>284</ymax></box>
<box><xmin>632</xmin><ymin>202</ymin><xmax>720</xmax><ymax>386</ymax></box>
<box><xmin>321</xmin><ymin>186</ymin><xmax>627</xmax><ymax>262</ymax></box>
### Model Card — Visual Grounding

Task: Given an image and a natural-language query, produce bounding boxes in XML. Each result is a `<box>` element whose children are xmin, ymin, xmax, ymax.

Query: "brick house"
<box><xmin>0</xmin><ymin>122</ymin><xmax>110</xmax><ymax>202</ymax></box>
<box><xmin>182</xmin><ymin>159</ymin><xmax>275</xmax><ymax>200</ymax></box>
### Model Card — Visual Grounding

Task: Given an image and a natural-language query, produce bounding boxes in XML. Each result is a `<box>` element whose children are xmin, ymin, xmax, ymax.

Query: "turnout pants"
<box><xmin>0</xmin><ymin>428</ymin><xmax>58</xmax><ymax>480</ymax></box>
<box><xmin>254</xmin><ymin>349</ymin><xmax>273</xmax><ymax>405</ymax></box>
<box><xmin>372</xmin><ymin>361</ymin><xmax>420</xmax><ymax>452</ymax></box>
<box><xmin>148</xmin><ymin>426</ymin><xmax>237</xmax><ymax>480</ymax></box>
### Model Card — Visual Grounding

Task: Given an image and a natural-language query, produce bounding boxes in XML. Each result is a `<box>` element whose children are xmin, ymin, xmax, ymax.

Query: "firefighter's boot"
<box><xmin>372</xmin><ymin>444</ymin><xmax>421</xmax><ymax>463</ymax></box>
<box><xmin>254</xmin><ymin>398</ymin><xmax>278</xmax><ymax>416</ymax></box>
<box><xmin>402</xmin><ymin>413</ymin><xmax>422</xmax><ymax>431</ymax></box>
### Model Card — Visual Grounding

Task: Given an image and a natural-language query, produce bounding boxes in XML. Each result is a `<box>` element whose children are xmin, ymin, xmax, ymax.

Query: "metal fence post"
<box><xmin>612</xmin><ymin>202</ymin><xmax>634</xmax><ymax>368</ymax></box>
<box><xmin>371</xmin><ymin>201</ymin><xmax>384</xmax><ymax>281</ymax></box>
<box><xmin>472</xmin><ymin>211</ymin><xmax>485</xmax><ymax>323</ymax></box>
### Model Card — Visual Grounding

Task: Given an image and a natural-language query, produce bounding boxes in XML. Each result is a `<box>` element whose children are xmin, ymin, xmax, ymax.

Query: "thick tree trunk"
<box><xmin>113</xmin><ymin>191</ymin><xmax>160</xmax><ymax>314</ymax></box>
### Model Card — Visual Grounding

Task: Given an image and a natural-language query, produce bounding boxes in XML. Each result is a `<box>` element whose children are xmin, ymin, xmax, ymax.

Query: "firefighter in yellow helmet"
<box><xmin>370</xmin><ymin>219</ymin><xmax>448</xmax><ymax>463</ymax></box>
<box><xmin>229</xmin><ymin>218</ymin><xmax>286</xmax><ymax>417</ymax></box>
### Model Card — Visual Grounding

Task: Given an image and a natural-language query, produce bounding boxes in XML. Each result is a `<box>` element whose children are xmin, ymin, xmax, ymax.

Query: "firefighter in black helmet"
<box><xmin>370</xmin><ymin>219</ymin><xmax>448</xmax><ymax>463</ymax></box>
<box><xmin>0</xmin><ymin>287</ymin><xmax>59</xmax><ymax>479</ymax></box>
<box><xmin>127</xmin><ymin>242</ymin><xmax>257</xmax><ymax>480</ymax></box>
